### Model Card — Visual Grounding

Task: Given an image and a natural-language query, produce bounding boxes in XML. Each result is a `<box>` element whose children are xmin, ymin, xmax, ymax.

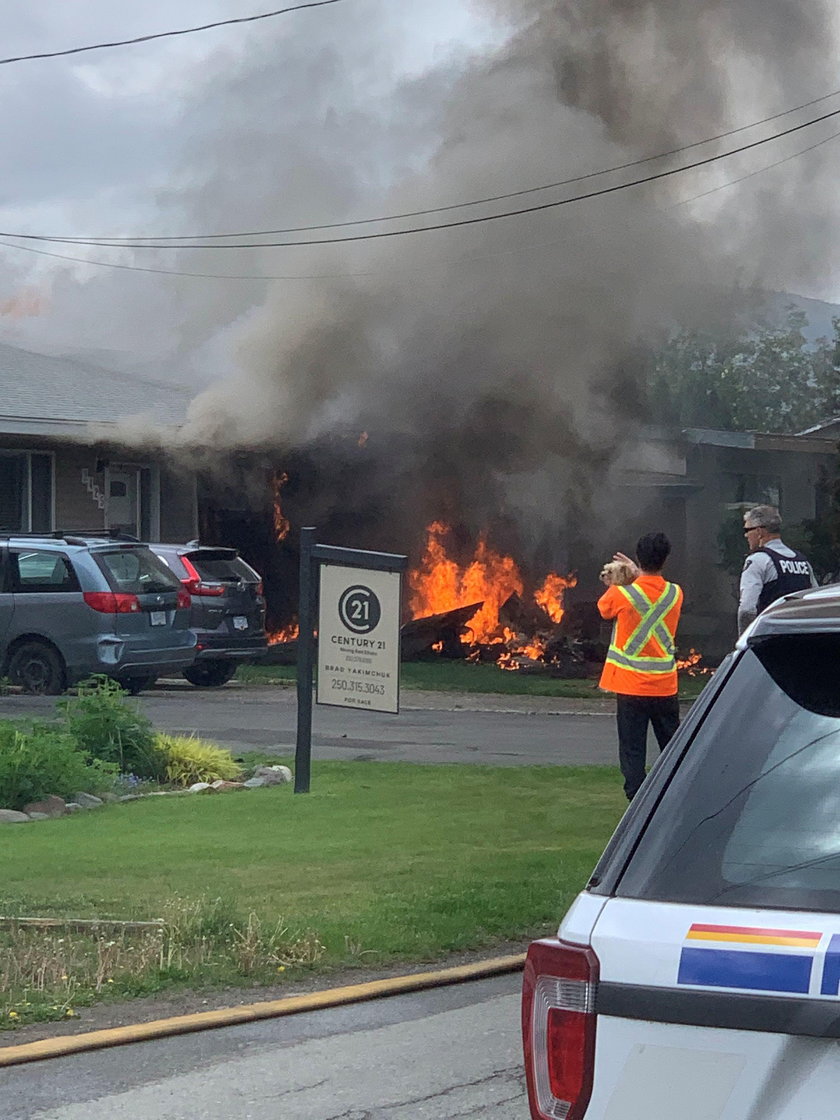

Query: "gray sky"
<box><xmin>0</xmin><ymin>1</ymin><xmax>496</xmax><ymax>371</ymax></box>
<box><xmin>1</xmin><ymin>0</ymin><xmax>839</xmax><ymax>391</ymax></box>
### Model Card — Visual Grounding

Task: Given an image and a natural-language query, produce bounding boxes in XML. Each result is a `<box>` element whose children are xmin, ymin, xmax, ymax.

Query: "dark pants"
<box><xmin>616</xmin><ymin>693</ymin><xmax>681</xmax><ymax>801</ymax></box>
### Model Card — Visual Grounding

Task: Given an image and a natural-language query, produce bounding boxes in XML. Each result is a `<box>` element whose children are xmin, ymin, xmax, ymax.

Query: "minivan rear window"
<box><xmin>617</xmin><ymin>634</ymin><xmax>840</xmax><ymax>913</ymax></box>
<box><xmin>96</xmin><ymin>548</ymin><xmax>181</xmax><ymax>595</ymax></box>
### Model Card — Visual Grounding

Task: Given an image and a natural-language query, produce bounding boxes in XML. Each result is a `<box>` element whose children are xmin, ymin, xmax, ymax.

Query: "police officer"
<box><xmin>738</xmin><ymin>504</ymin><xmax>817</xmax><ymax>634</ymax></box>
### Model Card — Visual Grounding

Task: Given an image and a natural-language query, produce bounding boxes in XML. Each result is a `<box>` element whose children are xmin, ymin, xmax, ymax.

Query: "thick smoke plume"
<box><xmin>130</xmin><ymin>2</ymin><xmax>840</xmax><ymax>559</ymax></box>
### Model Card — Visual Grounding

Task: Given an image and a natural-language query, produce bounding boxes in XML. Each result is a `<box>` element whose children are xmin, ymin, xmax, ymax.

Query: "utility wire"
<box><xmin>674</xmin><ymin>126</ymin><xmax>840</xmax><ymax>207</ymax></box>
<box><xmin>13</xmin><ymin>86</ymin><xmax>840</xmax><ymax>245</ymax></box>
<box><xmin>0</xmin><ymin>238</ymin><xmax>369</xmax><ymax>281</ymax></box>
<box><xmin>0</xmin><ymin>0</ymin><xmax>347</xmax><ymax>66</ymax></box>
<box><xmin>7</xmin><ymin>103</ymin><xmax>838</xmax><ymax>252</ymax></box>
<box><xmin>2</xmin><ymin>122</ymin><xmax>837</xmax><ymax>282</ymax></box>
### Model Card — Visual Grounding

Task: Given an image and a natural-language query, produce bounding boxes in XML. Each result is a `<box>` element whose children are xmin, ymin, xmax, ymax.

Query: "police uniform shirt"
<box><xmin>739</xmin><ymin>537</ymin><xmax>818</xmax><ymax>624</ymax></box>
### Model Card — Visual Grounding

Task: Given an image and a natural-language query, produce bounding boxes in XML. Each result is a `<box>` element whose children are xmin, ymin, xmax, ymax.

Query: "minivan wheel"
<box><xmin>120</xmin><ymin>676</ymin><xmax>157</xmax><ymax>696</ymax></box>
<box><xmin>182</xmin><ymin>659</ymin><xmax>237</xmax><ymax>688</ymax></box>
<box><xmin>8</xmin><ymin>641</ymin><xmax>66</xmax><ymax>695</ymax></box>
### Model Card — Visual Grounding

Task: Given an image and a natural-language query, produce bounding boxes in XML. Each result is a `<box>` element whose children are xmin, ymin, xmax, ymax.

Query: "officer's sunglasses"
<box><xmin>744</xmin><ymin>526</ymin><xmax>762</xmax><ymax>535</ymax></box>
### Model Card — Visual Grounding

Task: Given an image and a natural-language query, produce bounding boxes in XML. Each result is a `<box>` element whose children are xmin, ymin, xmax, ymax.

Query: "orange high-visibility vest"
<box><xmin>598</xmin><ymin>574</ymin><xmax>683</xmax><ymax>696</ymax></box>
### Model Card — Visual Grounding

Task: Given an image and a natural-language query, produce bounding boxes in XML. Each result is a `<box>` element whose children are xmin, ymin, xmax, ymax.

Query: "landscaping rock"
<box><xmin>26</xmin><ymin>812</ymin><xmax>50</xmax><ymax>821</ymax></box>
<box><xmin>65</xmin><ymin>803</ymin><xmax>81</xmax><ymax>813</ymax></box>
<box><xmin>0</xmin><ymin>810</ymin><xmax>31</xmax><ymax>824</ymax></box>
<box><xmin>253</xmin><ymin>765</ymin><xmax>293</xmax><ymax>786</ymax></box>
<box><xmin>22</xmin><ymin>795</ymin><xmax>66</xmax><ymax>818</ymax></box>
<box><xmin>188</xmin><ymin>782</ymin><xmax>212</xmax><ymax>792</ymax></box>
<box><xmin>118</xmin><ymin>794</ymin><xmax>141</xmax><ymax>802</ymax></box>
<box><xmin>73</xmin><ymin>792</ymin><xmax>104</xmax><ymax>810</ymax></box>
<box><xmin>210</xmin><ymin>780</ymin><xmax>246</xmax><ymax>791</ymax></box>
<box><xmin>100</xmin><ymin>792</ymin><xmax>119</xmax><ymax>803</ymax></box>
<box><xmin>243</xmin><ymin>777</ymin><xmax>267</xmax><ymax>789</ymax></box>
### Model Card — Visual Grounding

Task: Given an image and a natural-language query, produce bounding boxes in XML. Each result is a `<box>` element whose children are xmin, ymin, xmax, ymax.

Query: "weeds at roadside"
<box><xmin>0</xmin><ymin>896</ymin><xmax>325</xmax><ymax>1029</ymax></box>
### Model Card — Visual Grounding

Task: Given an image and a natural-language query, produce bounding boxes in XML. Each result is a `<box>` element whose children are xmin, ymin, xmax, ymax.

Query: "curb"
<box><xmin>0</xmin><ymin>953</ymin><xmax>526</xmax><ymax>1068</ymax></box>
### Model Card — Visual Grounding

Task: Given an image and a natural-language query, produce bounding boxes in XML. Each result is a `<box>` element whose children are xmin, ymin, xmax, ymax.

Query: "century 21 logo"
<box><xmin>338</xmin><ymin>585</ymin><xmax>382</xmax><ymax>635</ymax></box>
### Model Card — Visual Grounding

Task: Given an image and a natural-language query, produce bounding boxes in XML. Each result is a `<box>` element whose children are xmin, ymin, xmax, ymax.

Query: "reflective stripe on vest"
<box><xmin>604</xmin><ymin>582</ymin><xmax>678</xmax><ymax>674</ymax></box>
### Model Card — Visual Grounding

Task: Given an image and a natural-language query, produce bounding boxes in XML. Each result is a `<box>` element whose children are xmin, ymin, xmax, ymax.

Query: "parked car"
<box><xmin>149</xmin><ymin>542</ymin><xmax>267</xmax><ymax>687</ymax></box>
<box><xmin>0</xmin><ymin>533</ymin><xmax>196</xmax><ymax>695</ymax></box>
<box><xmin>522</xmin><ymin>583</ymin><xmax>840</xmax><ymax>1120</ymax></box>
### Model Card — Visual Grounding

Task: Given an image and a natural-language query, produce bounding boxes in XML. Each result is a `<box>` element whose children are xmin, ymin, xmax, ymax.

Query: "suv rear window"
<box><xmin>618</xmin><ymin>634</ymin><xmax>840</xmax><ymax>913</ymax></box>
<box><xmin>96</xmin><ymin>548</ymin><xmax>181</xmax><ymax>595</ymax></box>
<box><xmin>185</xmin><ymin>550</ymin><xmax>259</xmax><ymax>583</ymax></box>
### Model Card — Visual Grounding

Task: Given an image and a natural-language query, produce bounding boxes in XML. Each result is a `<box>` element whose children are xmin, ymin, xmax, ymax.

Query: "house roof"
<box><xmin>0</xmin><ymin>342</ymin><xmax>192</xmax><ymax>438</ymax></box>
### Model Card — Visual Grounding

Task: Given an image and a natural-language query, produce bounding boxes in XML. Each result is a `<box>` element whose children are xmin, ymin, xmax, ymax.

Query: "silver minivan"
<box><xmin>0</xmin><ymin>534</ymin><xmax>196</xmax><ymax>694</ymax></box>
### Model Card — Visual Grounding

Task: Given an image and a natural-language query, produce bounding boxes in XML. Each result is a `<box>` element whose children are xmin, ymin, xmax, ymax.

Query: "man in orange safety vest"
<box><xmin>598</xmin><ymin>532</ymin><xmax>683</xmax><ymax>801</ymax></box>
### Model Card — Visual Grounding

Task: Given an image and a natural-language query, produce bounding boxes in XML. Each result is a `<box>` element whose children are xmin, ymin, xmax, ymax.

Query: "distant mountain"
<box><xmin>762</xmin><ymin>291</ymin><xmax>840</xmax><ymax>345</ymax></box>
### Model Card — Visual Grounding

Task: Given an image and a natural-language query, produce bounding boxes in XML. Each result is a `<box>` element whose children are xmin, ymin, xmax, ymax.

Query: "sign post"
<box><xmin>294</xmin><ymin>530</ymin><xmax>407</xmax><ymax>793</ymax></box>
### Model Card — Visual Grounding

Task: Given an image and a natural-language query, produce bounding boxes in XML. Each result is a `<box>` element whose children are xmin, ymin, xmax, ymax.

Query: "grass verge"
<box><xmin>0</xmin><ymin>761</ymin><xmax>623</xmax><ymax>1028</ymax></box>
<box><xmin>237</xmin><ymin>659</ymin><xmax>710</xmax><ymax>700</ymax></box>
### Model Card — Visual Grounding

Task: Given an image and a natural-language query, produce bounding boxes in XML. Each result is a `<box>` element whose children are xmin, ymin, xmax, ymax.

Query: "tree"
<box><xmin>644</xmin><ymin>308</ymin><xmax>831</xmax><ymax>434</ymax></box>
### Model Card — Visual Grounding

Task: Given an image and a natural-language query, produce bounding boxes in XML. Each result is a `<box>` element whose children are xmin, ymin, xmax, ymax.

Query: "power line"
<box><xmin>674</xmin><ymin>127</ymin><xmax>840</xmax><ymax>207</ymax></box>
<box><xmin>7</xmin><ymin>103</ymin><xmax>838</xmax><ymax>252</ymax></box>
<box><xmin>0</xmin><ymin>238</ymin><xmax>367</xmax><ymax>281</ymax></box>
<box><xmin>13</xmin><ymin>86</ymin><xmax>840</xmax><ymax>245</ymax></box>
<box><xmin>2</xmin><ymin>121</ymin><xmax>837</xmax><ymax>282</ymax></box>
<box><xmin>0</xmin><ymin>0</ymin><xmax>348</xmax><ymax>66</ymax></box>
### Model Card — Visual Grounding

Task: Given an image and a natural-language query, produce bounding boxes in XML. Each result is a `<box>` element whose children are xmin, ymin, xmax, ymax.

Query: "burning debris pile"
<box><xmin>403</xmin><ymin>522</ymin><xmax>599</xmax><ymax>675</ymax></box>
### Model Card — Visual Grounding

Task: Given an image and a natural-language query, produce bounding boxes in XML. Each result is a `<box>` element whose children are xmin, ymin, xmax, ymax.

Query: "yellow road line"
<box><xmin>0</xmin><ymin>953</ymin><xmax>526</xmax><ymax>1068</ymax></box>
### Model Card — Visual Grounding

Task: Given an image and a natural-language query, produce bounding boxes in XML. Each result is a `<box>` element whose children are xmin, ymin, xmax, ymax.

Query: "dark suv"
<box><xmin>150</xmin><ymin>543</ymin><xmax>267</xmax><ymax>687</ymax></box>
<box><xmin>0</xmin><ymin>534</ymin><xmax>196</xmax><ymax>694</ymax></box>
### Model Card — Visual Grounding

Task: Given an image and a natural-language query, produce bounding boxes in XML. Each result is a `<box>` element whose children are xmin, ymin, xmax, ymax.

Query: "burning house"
<box><xmin>5</xmin><ymin>1</ymin><xmax>838</xmax><ymax>677</ymax></box>
<box><xmin>195</xmin><ymin>418</ymin><xmax>838</xmax><ymax>671</ymax></box>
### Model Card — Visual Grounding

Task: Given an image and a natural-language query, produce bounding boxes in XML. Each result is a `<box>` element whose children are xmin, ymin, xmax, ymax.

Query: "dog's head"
<box><xmin>600</xmin><ymin>560</ymin><xmax>637</xmax><ymax>586</ymax></box>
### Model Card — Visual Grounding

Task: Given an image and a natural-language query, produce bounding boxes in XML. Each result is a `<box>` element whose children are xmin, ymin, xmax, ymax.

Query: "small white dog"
<box><xmin>599</xmin><ymin>559</ymin><xmax>638</xmax><ymax>587</ymax></box>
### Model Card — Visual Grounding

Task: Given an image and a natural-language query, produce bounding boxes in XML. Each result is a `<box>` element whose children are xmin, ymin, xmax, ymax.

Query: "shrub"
<box><xmin>58</xmin><ymin>677</ymin><xmax>165</xmax><ymax>780</ymax></box>
<box><xmin>0</xmin><ymin>721</ymin><xmax>115</xmax><ymax>811</ymax></box>
<box><xmin>156</xmin><ymin>735</ymin><xmax>242</xmax><ymax>787</ymax></box>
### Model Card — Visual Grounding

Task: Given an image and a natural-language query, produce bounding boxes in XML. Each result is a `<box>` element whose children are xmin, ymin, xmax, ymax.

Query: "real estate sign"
<box><xmin>316</xmin><ymin>563</ymin><xmax>402</xmax><ymax>714</ymax></box>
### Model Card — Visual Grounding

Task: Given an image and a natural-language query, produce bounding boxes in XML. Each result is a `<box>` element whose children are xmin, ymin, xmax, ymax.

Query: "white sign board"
<box><xmin>317</xmin><ymin>563</ymin><xmax>402</xmax><ymax>713</ymax></box>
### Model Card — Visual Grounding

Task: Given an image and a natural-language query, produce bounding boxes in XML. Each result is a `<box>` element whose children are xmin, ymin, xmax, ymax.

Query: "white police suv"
<box><xmin>523</xmin><ymin>584</ymin><xmax>840</xmax><ymax>1120</ymax></box>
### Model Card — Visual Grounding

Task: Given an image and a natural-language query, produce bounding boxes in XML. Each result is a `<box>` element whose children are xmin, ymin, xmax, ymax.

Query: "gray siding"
<box><xmin>55</xmin><ymin>447</ymin><xmax>107</xmax><ymax>532</ymax></box>
<box><xmin>159</xmin><ymin>466</ymin><xmax>197</xmax><ymax>543</ymax></box>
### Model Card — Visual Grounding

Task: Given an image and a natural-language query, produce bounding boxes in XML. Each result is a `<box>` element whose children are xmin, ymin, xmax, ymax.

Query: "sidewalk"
<box><xmin>399</xmin><ymin>688</ymin><xmax>694</xmax><ymax>716</ymax></box>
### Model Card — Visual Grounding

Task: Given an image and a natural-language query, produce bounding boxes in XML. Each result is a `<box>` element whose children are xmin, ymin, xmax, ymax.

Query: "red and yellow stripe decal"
<box><xmin>687</xmin><ymin>923</ymin><xmax>821</xmax><ymax>949</ymax></box>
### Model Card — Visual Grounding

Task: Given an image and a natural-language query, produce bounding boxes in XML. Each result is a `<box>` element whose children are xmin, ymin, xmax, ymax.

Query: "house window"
<box><xmin>722</xmin><ymin>473</ymin><xmax>781</xmax><ymax>510</ymax></box>
<box><xmin>0</xmin><ymin>452</ymin><xmax>54</xmax><ymax>532</ymax></box>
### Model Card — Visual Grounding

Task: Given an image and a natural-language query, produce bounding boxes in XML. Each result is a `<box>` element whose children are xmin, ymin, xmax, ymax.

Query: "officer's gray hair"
<box><xmin>744</xmin><ymin>504</ymin><xmax>782</xmax><ymax>533</ymax></box>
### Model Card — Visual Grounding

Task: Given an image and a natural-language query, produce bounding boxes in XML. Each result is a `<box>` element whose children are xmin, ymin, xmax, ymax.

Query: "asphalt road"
<box><xmin>0</xmin><ymin>682</ymin><xmax>631</xmax><ymax>766</ymax></box>
<box><xmin>7</xmin><ymin>974</ymin><xmax>527</xmax><ymax>1120</ymax></box>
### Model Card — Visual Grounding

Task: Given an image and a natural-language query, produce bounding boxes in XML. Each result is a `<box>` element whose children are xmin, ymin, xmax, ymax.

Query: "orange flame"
<box><xmin>535</xmin><ymin>572</ymin><xmax>577</xmax><ymax>624</ymax></box>
<box><xmin>267</xmin><ymin>621</ymin><xmax>300</xmax><ymax>645</ymax></box>
<box><xmin>408</xmin><ymin>522</ymin><xmax>523</xmax><ymax>644</ymax></box>
<box><xmin>408</xmin><ymin>522</ymin><xmax>576</xmax><ymax>657</ymax></box>
<box><xmin>676</xmin><ymin>648</ymin><xmax>712</xmax><ymax>676</ymax></box>
<box><xmin>272</xmin><ymin>471</ymin><xmax>290</xmax><ymax>542</ymax></box>
<box><xmin>358</xmin><ymin>431</ymin><xmax>369</xmax><ymax>448</ymax></box>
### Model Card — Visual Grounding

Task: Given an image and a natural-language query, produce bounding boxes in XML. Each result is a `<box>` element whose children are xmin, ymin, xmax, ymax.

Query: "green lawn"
<box><xmin>0</xmin><ymin>762</ymin><xmax>624</xmax><ymax>1025</ymax></box>
<box><xmin>237</xmin><ymin>659</ymin><xmax>710</xmax><ymax>700</ymax></box>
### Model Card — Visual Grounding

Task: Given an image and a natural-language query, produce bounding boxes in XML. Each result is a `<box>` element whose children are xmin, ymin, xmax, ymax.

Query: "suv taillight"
<box><xmin>83</xmin><ymin>591</ymin><xmax>141</xmax><ymax>614</ymax></box>
<box><xmin>522</xmin><ymin>939</ymin><xmax>599</xmax><ymax>1120</ymax></box>
<box><xmin>180</xmin><ymin>557</ymin><xmax>226</xmax><ymax>597</ymax></box>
